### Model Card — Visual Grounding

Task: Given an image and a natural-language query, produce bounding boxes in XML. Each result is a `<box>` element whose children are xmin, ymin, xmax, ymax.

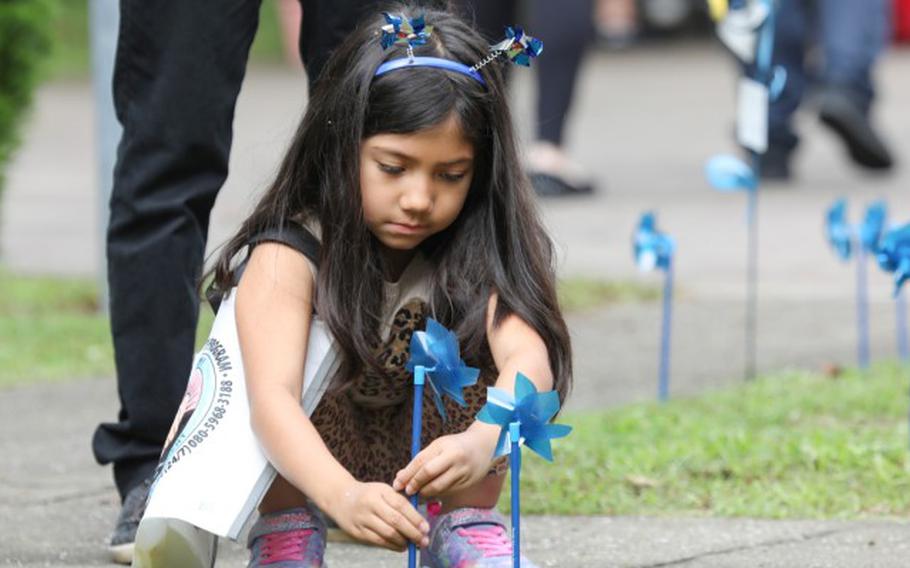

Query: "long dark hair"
<box><xmin>209</xmin><ymin>4</ymin><xmax>572</xmax><ymax>403</ymax></box>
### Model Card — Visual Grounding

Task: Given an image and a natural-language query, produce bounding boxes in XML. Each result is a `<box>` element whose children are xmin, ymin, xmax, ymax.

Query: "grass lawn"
<box><xmin>514</xmin><ymin>364</ymin><xmax>910</xmax><ymax>519</ymax></box>
<box><xmin>0</xmin><ymin>271</ymin><xmax>649</xmax><ymax>387</ymax></box>
<box><xmin>0</xmin><ymin>271</ymin><xmax>214</xmax><ymax>387</ymax></box>
<box><xmin>9</xmin><ymin>271</ymin><xmax>907</xmax><ymax>521</ymax></box>
<box><xmin>45</xmin><ymin>1</ymin><xmax>287</xmax><ymax>80</ymax></box>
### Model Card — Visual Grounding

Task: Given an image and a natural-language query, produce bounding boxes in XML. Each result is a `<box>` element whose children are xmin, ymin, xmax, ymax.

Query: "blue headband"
<box><xmin>374</xmin><ymin>56</ymin><xmax>487</xmax><ymax>86</ymax></box>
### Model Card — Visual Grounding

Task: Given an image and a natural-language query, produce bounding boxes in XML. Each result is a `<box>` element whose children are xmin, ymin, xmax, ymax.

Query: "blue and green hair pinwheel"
<box><xmin>476</xmin><ymin>372</ymin><xmax>571</xmax><ymax>461</ymax></box>
<box><xmin>490</xmin><ymin>26</ymin><xmax>543</xmax><ymax>67</ymax></box>
<box><xmin>877</xmin><ymin>224</ymin><xmax>910</xmax><ymax>297</ymax></box>
<box><xmin>380</xmin><ymin>12</ymin><xmax>433</xmax><ymax>50</ymax></box>
<box><xmin>406</xmin><ymin>318</ymin><xmax>480</xmax><ymax>421</ymax></box>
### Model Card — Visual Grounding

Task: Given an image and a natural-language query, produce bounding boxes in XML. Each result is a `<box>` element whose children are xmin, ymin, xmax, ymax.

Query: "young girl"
<box><xmin>208</xmin><ymin>4</ymin><xmax>572</xmax><ymax>566</ymax></box>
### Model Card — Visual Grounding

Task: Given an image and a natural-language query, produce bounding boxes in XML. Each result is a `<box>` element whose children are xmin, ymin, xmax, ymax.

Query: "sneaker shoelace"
<box><xmin>457</xmin><ymin>525</ymin><xmax>512</xmax><ymax>558</ymax></box>
<box><xmin>258</xmin><ymin>528</ymin><xmax>314</xmax><ymax>564</ymax></box>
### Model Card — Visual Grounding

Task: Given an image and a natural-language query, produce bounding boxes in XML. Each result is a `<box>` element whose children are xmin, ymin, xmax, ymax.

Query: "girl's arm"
<box><xmin>393</xmin><ymin>294</ymin><xmax>554</xmax><ymax>497</ymax></box>
<box><xmin>236</xmin><ymin>243</ymin><xmax>428</xmax><ymax>551</ymax></box>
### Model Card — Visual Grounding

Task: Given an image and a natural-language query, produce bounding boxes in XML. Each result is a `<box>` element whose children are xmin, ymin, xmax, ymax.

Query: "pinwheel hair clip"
<box><xmin>380</xmin><ymin>12</ymin><xmax>433</xmax><ymax>58</ymax></box>
<box><xmin>472</xmin><ymin>26</ymin><xmax>544</xmax><ymax>71</ymax></box>
<box><xmin>374</xmin><ymin>13</ymin><xmax>543</xmax><ymax>87</ymax></box>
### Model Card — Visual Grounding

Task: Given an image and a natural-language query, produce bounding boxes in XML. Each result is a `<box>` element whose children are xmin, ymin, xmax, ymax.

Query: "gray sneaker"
<box><xmin>109</xmin><ymin>476</ymin><xmax>152</xmax><ymax>564</ymax></box>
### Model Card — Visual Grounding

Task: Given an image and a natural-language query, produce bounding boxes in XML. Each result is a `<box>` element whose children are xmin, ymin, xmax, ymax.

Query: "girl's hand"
<box><xmin>329</xmin><ymin>480</ymin><xmax>429</xmax><ymax>552</ymax></box>
<box><xmin>392</xmin><ymin>429</ymin><xmax>494</xmax><ymax>498</ymax></box>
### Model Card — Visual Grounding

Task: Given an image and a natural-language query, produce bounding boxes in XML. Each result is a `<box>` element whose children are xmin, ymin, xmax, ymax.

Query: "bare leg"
<box><xmin>259</xmin><ymin>474</ymin><xmax>309</xmax><ymax>513</ymax></box>
<box><xmin>437</xmin><ymin>471</ymin><xmax>506</xmax><ymax>513</ymax></box>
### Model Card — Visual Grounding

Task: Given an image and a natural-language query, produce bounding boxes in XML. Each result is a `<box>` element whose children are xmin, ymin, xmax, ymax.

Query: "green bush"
<box><xmin>0</xmin><ymin>0</ymin><xmax>54</xmax><ymax>195</ymax></box>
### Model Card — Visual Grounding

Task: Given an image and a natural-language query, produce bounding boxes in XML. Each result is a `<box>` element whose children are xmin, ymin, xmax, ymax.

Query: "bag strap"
<box><xmin>206</xmin><ymin>224</ymin><xmax>321</xmax><ymax>313</ymax></box>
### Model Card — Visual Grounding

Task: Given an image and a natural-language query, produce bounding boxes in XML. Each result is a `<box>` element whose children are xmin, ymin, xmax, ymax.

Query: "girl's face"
<box><xmin>360</xmin><ymin>114</ymin><xmax>475</xmax><ymax>275</ymax></box>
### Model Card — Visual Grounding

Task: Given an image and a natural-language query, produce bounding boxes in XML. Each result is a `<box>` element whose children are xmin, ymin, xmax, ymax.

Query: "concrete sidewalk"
<box><xmin>4</xmin><ymin>378</ymin><xmax>910</xmax><ymax>567</ymax></box>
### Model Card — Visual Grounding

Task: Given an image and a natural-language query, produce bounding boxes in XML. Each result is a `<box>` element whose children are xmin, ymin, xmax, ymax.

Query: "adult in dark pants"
<box><xmin>764</xmin><ymin>0</ymin><xmax>894</xmax><ymax>180</ymax></box>
<box><xmin>93</xmin><ymin>1</ymin><xmax>383</xmax><ymax>562</ymax></box>
<box><xmin>452</xmin><ymin>0</ymin><xmax>596</xmax><ymax>196</ymax></box>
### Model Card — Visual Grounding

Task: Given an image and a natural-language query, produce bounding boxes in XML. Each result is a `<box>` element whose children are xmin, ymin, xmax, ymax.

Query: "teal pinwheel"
<box><xmin>404</xmin><ymin>317</ymin><xmax>478</xmax><ymax>568</ymax></box>
<box><xmin>826</xmin><ymin>198</ymin><xmax>853</xmax><ymax>261</ymax></box>
<box><xmin>877</xmin><ymin>224</ymin><xmax>910</xmax><ymax>297</ymax></box>
<box><xmin>634</xmin><ymin>212</ymin><xmax>675</xmax><ymax>272</ymax></box>
<box><xmin>477</xmin><ymin>372</ymin><xmax>571</xmax><ymax>461</ymax></box>
<box><xmin>477</xmin><ymin>372</ymin><xmax>571</xmax><ymax>567</ymax></box>
<box><xmin>633</xmin><ymin>212</ymin><xmax>676</xmax><ymax>402</ymax></box>
<box><xmin>860</xmin><ymin>201</ymin><xmax>887</xmax><ymax>254</ymax></box>
<box><xmin>380</xmin><ymin>12</ymin><xmax>433</xmax><ymax>50</ymax></box>
<box><xmin>406</xmin><ymin>318</ymin><xmax>480</xmax><ymax>421</ymax></box>
<box><xmin>490</xmin><ymin>26</ymin><xmax>543</xmax><ymax>67</ymax></box>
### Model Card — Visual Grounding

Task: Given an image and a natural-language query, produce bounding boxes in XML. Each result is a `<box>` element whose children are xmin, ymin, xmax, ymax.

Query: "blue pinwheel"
<box><xmin>477</xmin><ymin>372</ymin><xmax>571</xmax><ymax>568</ymax></box>
<box><xmin>826</xmin><ymin>198</ymin><xmax>852</xmax><ymax>260</ymax></box>
<box><xmin>876</xmin><ymin>223</ymin><xmax>910</xmax><ymax>439</ymax></box>
<box><xmin>406</xmin><ymin>318</ymin><xmax>480</xmax><ymax>422</ymax></box>
<box><xmin>633</xmin><ymin>212</ymin><xmax>676</xmax><ymax>402</ymax></box>
<box><xmin>380</xmin><ymin>12</ymin><xmax>433</xmax><ymax>51</ymax></box>
<box><xmin>860</xmin><ymin>201</ymin><xmax>887</xmax><ymax>254</ymax></box>
<box><xmin>404</xmin><ymin>318</ymin><xmax>478</xmax><ymax>568</ymax></box>
<box><xmin>634</xmin><ymin>212</ymin><xmax>675</xmax><ymax>272</ymax></box>
<box><xmin>877</xmin><ymin>224</ymin><xmax>910</xmax><ymax>298</ymax></box>
<box><xmin>490</xmin><ymin>26</ymin><xmax>543</xmax><ymax>67</ymax></box>
<box><xmin>705</xmin><ymin>0</ymin><xmax>782</xmax><ymax>381</ymax></box>
<box><xmin>825</xmin><ymin>199</ymin><xmax>889</xmax><ymax>369</ymax></box>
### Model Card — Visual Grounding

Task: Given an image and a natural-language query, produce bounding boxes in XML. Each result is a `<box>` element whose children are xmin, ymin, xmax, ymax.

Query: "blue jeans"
<box><xmin>769</xmin><ymin>0</ymin><xmax>889</xmax><ymax>151</ymax></box>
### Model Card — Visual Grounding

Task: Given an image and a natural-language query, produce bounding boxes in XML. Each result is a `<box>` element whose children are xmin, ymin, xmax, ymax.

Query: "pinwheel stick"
<box><xmin>509</xmin><ymin>421</ymin><xmax>521</xmax><ymax>568</ymax></box>
<box><xmin>659</xmin><ymin>257</ymin><xmax>675</xmax><ymax>401</ymax></box>
<box><xmin>898</xmin><ymin>290</ymin><xmax>909</xmax><ymax>362</ymax></box>
<box><xmin>857</xmin><ymin>245</ymin><xmax>871</xmax><ymax>369</ymax></box>
<box><xmin>409</xmin><ymin>365</ymin><xmax>428</xmax><ymax>568</ymax></box>
<box><xmin>743</xmin><ymin>0</ymin><xmax>776</xmax><ymax>380</ymax></box>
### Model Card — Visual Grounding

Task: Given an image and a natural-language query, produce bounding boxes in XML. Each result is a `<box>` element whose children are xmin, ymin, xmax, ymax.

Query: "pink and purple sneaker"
<box><xmin>247</xmin><ymin>506</ymin><xmax>326</xmax><ymax>567</ymax></box>
<box><xmin>421</xmin><ymin>505</ymin><xmax>539</xmax><ymax>568</ymax></box>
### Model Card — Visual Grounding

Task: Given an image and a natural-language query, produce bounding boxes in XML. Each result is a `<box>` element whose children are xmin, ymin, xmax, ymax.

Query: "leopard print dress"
<box><xmin>307</xmin><ymin>256</ymin><xmax>498</xmax><ymax>484</ymax></box>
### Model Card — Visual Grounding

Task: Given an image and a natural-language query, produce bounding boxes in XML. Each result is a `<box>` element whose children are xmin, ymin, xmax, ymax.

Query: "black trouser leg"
<box><xmin>449</xmin><ymin>0</ymin><xmax>592</xmax><ymax>146</ymax></box>
<box><xmin>299</xmin><ymin>0</ymin><xmax>379</xmax><ymax>91</ymax></box>
<box><xmin>92</xmin><ymin>0</ymin><xmax>262</xmax><ymax>501</ymax></box>
<box><xmin>530</xmin><ymin>0</ymin><xmax>592</xmax><ymax>146</ymax></box>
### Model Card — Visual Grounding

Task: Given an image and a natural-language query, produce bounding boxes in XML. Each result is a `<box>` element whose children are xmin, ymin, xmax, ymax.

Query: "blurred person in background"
<box><xmin>596</xmin><ymin>0</ymin><xmax>640</xmax><ymax>48</ymax></box>
<box><xmin>451</xmin><ymin>0</ymin><xmax>598</xmax><ymax>197</ymax></box>
<box><xmin>764</xmin><ymin>0</ymin><xmax>895</xmax><ymax>180</ymax></box>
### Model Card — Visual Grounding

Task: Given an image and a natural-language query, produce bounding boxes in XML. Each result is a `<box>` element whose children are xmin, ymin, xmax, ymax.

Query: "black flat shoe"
<box><xmin>818</xmin><ymin>88</ymin><xmax>894</xmax><ymax>170</ymax></box>
<box><xmin>529</xmin><ymin>172</ymin><xmax>595</xmax><ymax>198</ymax></box>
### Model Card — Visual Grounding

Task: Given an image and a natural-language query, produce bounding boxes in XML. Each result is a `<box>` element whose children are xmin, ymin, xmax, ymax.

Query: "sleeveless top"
<box><xmin>239</xmin><ymin>224</ymin><xmax>498</xmax><ymax>484</ymax></box>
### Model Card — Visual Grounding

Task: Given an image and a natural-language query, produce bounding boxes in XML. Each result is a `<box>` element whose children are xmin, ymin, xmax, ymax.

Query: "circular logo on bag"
<box><xmin>154</xmin><ymin>338</ymin><xmax>235</xmax><ymax>479</ymax></box>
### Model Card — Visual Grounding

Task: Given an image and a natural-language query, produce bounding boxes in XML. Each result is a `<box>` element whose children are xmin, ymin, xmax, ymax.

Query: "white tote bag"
<box><xmin>141</xmin><ymin>288</ymin><xmax>338</xmax><ymax>540</ymax></box>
